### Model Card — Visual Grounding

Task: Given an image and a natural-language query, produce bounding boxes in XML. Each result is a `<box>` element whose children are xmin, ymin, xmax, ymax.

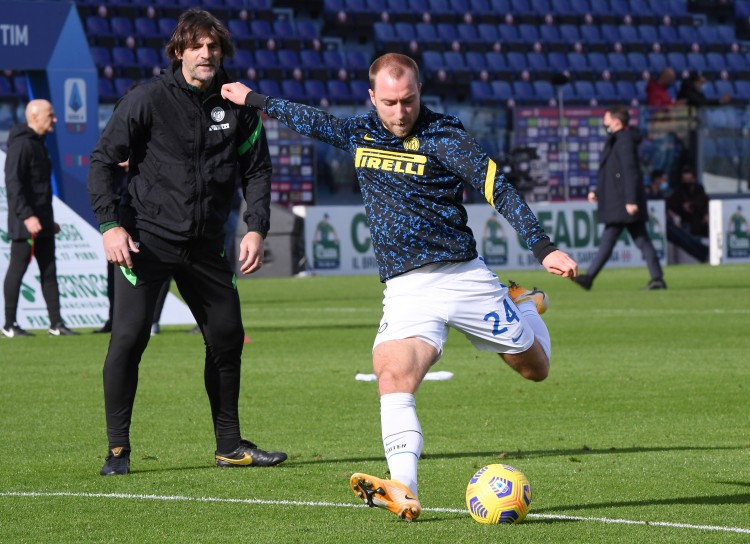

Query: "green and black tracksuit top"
<box><xmin>87</xmin><ymin>64</ymin><xmax>272</xmax><ymax>244</ymax></box>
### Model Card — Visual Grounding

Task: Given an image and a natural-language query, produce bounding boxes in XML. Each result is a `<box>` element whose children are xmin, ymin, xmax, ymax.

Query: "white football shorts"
<box><xmin>373</xmin><ymin>257</ymin><xmax>535</xmax><ymax>359</ymax></box>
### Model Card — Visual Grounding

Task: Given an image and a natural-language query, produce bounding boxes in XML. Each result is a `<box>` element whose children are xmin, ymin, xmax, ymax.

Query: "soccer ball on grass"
<box><xmin>465</xmin><ymin>464</ymin><xmax>532</xmax><ymax>524</ymax></box>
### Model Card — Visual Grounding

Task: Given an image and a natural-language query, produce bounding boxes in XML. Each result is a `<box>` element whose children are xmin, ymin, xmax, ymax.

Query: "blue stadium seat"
<box><xmin>299</xmin><ymin>49</ymin><xmax>329</xmax><ymax>79</ymax></box>
<box><xmin>157</xmin><ymin>17</ymin><xmax>177</xmax><ymax>38</ymax></box>
<box><xmin>512</xmin><ymin>81</ymin><xmax>534</xmax><ymax>103</ymax></box>
<box><xmin>254</xmin><ymin>50</ymin><xmax>281</xmax><ymax>79</ymax></box>
<box><xmin>436</xmin><ymin>22</ymin><xmax>459</xmax><ymax>44</ymax></box>
<box><xmin>617</xmin><ymin>24</ymin><xmax>641</xmax><ymax>49</ymax></box>
<box><xmin>477</xmin><ymin>23</ymin><xmax>500</xmax><ymax>44</ymax></box>
<box><xmin>133</xmin><ymin>17</ymin><xmax>162</xmax><ymax>46</ymax></box>
<box><xmin>98</xmin><ymin>78</ymin><xmax>118</xmax><ymax>102</ymax></box>
<box><xmin>616</xmin><ymin>81</ymin><xmax>637</xmax><ymax>102</ymax></box>
<box><xmin>468</xmin><ymin>0</ymin><xmax>497</xmax><ymax>24</ymax></box>
<box><xmin>250</xmin><ymin>20</ymin><xmax>274</xmax><ymax>44</ymax></box>
<box><xmin>0</xmin><ymin>76</ymin><xmax>14</xmax><ymax>99</ymax></box>
<box><xmin>304</xmin><ymin>80</ymin><xmax>327</xmax><ymax>104</ymax></box>
<box><xmin>599</xmin><ymin>24</ymin><xmax>621</xmax><ymax>45</ymax></box>
<box><xmin>373</xmin><ymin>22</ymin><xmax>398</xmax><ymax>49</ymax></box>
<box><xmin>328</xmin><ymin>80</ymin><xmax>352</xmax><ymax>103</ymax></box>
<box><xmin>485</xmin><ymin>52</ymin><xmax>508</xmax><ymax>74</ymax></box>
<box><xmin>225</xmin><ymin>50</ymin><xmax>254</xmax><ymax>79</ymax></box>
<box><xmin>677</xmin><ymin>24</ymin><xmax>699</xmax><ymax>45</ymax></box>
<box><xmin>398</xmin><ymin>22</ymin><xmax>419</xmax><ymax>44</ymax></box>
<box><xmin>110</xmin><ymin>16</ymin><xmax>134</xmax><ymax>38</ymax></box>
<box><xmin>427</xmin><ymin>0</ymin><xmax>454</xmax><ymax>23</ymax></box>
<box><xmin>532</xmin><ymin>80</ymin><xmax>555</xmax><ymax>103</ymax></box>
<box><xmin>278</xmin><ymin>49</ymin><xmax>302</xmax><ymax>77</ymax></box>
<box><xmin>281</xmin><ymin>79</ymin><xmax>306</xmax><ymax>102</ymax></box>
<box><xmin>726</xmin><ymin>53</ymin><xmax>749</xmax><ymax>76</ymax></box>
<box><xmin>594</xmin><ymin>80</ymin><xmax>618</xmax><ymax>102</ymax></box>
<box><xmin>607</xmin><ymin>53</ymin><xmax>629</xmax><ymax>75</ymax></box>
<box><xmin>12</xmin><ymin>75</ymin><xmax>28</xmax><ymax>99</ymax></box>
<box><xmin>638</xmin><ymin>24</ymin><xmax>659</xmax><ymax>45</ymax></box>
<box><xmin>349</xmin><ymin>80</ymin><xmax>371</xmax><ymax>103</ymax></box>
<box><xmin>85</xmin><ymin>15</ymin><xmax>110</xmax><ymax>40</ymax></box>
<box><xmin>345</xmin><ymin>50</ymin><xmax>371</xmax><ymax>79</ymax></box>
<box><xmin>559</xmin><ymin>24</ymin><xmax>581</xmax><ymax>43</ymax></box>
<box><xmin>414</xmin><ymin>23</ymin><xmax>441</xmax><ymax>49</ymax></box>
<box><xmin>706</xmin><ymin>52</ymin><xmax>727</xmax><ymax>74</ymax></box>
<box><xmin>573</xmin><ymin>81</ymin><xmax>595</xmax><ymax>103</ymax></box>
<box><xmin>470</xmin><ymin>80</ymin><xmax>495</xmax><ymax>105</ymax></box>
<box><xmin>466</xmin><ymin>51</ymin><xmax>487</xmax><ymax>74</ymax></box>
<box><xmin>580</xmin><ymin>24</ymin><xmax>605</xmax><ymax>50</ymax></box>
<box><xmin>566</xmin><ymin>52</ymin><xmax>589</xmax><ymax>77</ymax></box>
<box><xmin>627</xmin><ymin>52</ymin><xmax>647</xmax><ymax>72</ymax></box>
<box><xmin>497</xmin><ymin>24</ymin><xmax>522</xmax><ymax>48</ymax></box>
<box><xmin>322</xmin><ymin>50</ymin><xmax>345</xmax><ymax>73</ymax></box>
<box><xmin>647</xmin><ymin>52</ymin><xmax>667</xmax><ymax>72</ymax></box>
<box><xmin>297</xmin><ymin>20</ymin><xmax>320</xmax><ymax>43</ymax></box>
<box><xmin>112</xmin><ymin>47</ymin><xmax>138</xmax><ymax>68</ymax></box>
<box><xmin>686</xmin><ymin>52</ymin><xmax>708</xmax><ymax>73</ymax></box>
<box><xmin>136</xmin><ymin>47</ymin><xmax>161</xmax><ymax>70</ymax></box>
<box><xmin>506</xmin><ymin>52</ymin><xmax>527</xmax><ymax>72</ymax></box>
<box><xmin>114</xmin><ymin>77</ymin><xmax>134</xmax><ymax>97</ymax></box>
<box><xmin>444</xmin><ymin>51</ymin><xmax>468</xmax><ymax>79</ymax></box>
<box><xmin>274</xmin><ymin>19</ymin><xmax>302</xmax><ymax>50</ymax></box>
<box><xmin>667</xmin><ymin>52</ymin><xmax>687</xmax><ymax>73</ymax></box>
<box><xmin>491</xmin><ymin>80</ymin><xmax>512</xmax><ymax>102</ymax></box>
<box><xmin>258</xmin><ymin>79</ymin><xmax>281</xmax><ymax>97</ymax></box>
<box><xmin>519</xmin><ymin>23</ymin><xmax>541</xmax><ymax>44</ymax></box>
<box><xmin>90</xmin><ymin>46</ymin><xmax>112</xmax><ymax>69</ymax></box>
<box><xmin>657</xmin><ymin>24</ymin><xmax>681</xmax><ymax>49</ymax></box>
<box><xmin>569</xmin><ymin>0</ymin><xmax>592</xmax><ymax>15</ymax></box>
<box><xmin>547</xmin><ymin>52</ymin><xmax>569</xmax><ymax>73</ymax></box>
<box><xmin>587</xmin><ymin>52</ymin><xmax>608</xmax><ymax>74</ymax></box>
<box><xmin>421</xmin><ymin>51</ymin><xmax>445</xmax><ymax>79</ymax></box>
<box><xmin>734</xmin><ymin>80</ymin><xmax>750</xmax><ymax>100</ymax></box>
<box><xmin>456</xmin><ymin>23</ymin><xmax>483</xmax><ymax>50</ymax></box>
<box><xmin>526</xmin><ymin>52</ymin><xmax>550</xmax><ymax>76</ymax></box>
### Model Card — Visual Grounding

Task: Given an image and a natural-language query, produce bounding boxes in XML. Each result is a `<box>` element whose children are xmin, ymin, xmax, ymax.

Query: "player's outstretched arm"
<box><xmin>541</xmin><ymin>249</ymin><xmax>578</xmax><ymax>278</ymax></box>
<box><xmin>222</xmin><ymin>82</ymin><xmax>252</xmax><ymax>106</ymax></box>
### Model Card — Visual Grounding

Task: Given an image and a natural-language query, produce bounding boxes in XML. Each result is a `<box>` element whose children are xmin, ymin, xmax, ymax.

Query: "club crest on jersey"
<box><xmin>211</xmin><ymin>107</ymin><xmax>226</xmax><ymax>122</ymax></box>
<box><xmin>403</xmin><ymin>136</ymin><xmax>419</xmax><ymax>151</ymax></box>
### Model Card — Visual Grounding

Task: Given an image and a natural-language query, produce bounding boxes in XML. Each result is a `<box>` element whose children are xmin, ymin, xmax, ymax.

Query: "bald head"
<box><xmin>26</xmin><ymin>99</ymin><xmax>57</xmax><ymax>135</ymax></box>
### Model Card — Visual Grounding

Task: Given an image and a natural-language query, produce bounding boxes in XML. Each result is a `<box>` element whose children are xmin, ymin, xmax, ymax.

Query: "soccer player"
<box><xmin>222</xmin><ymin>53</ymin><xmax>577</xmax><ymax>520</ymax></box>
<box><xmin>87</xmin><ymin>9</ymin><xmax>287</xmax><ymax>476</ymax></box>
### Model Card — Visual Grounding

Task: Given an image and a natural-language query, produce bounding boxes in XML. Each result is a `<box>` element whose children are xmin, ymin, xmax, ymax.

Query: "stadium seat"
<box><xmin>157</xmin><ymin>18</ymin><xmax>177</xmax><ymax>38</ymax></box>
<box><xmin>466</xmin><ymin>51</ymin><xmax>488</xmax><ymax>75</ymax></box>
<box><xmin>506</xmin><ymin>52</ymin><xmax>527</xmax><ymax>73</ymax></box>
<box><xmin>257</xmin><ymin>79</ymin><xmax>281</xmax><ymax>97</ymax></box>
<box><xmin>686</xmin><ymin>52</ymin><xmax>708</xmax><ymax>74</ymax></box>
<box><xmin>469</xmin><ymin>0</ymin><xmax>498</xmax><ymax>24</ymax></box>
<box><xmin>497</xmin><ymin>24</ymin><xmax>522</xmax><ymax>49</ymax></box>
<box><xmin>297</xmin><ymin>20</ymin><xmax>320</xmax><ymax>44</ymax></box>
<box><xmin>327</xmin><ymin>80</ymin><xmax>352</xmax><ymax>103</ymax></box>
<box><xmin>136</xmin><ymin>47</ymin><xmax>161</xmax><ymax>69</ymax></box>
<box><xmin>254</xmin><ymin>50</ymin><xmax>282</xmax><ymax>79</ymax></box>
<box><xmin>547</xmin><ymin>52</ymin><xmax>569</xmax><ymax>73</ymax></box>
<box><xmin>532</xmin><ymin>80</ymin><xmax>555</xmax><ymax>103</ymax></box>
<box><xmin>626</xmin><ymin>52</ymin><xmax>647</xmax><ymax>73</ymax></box>
<box><xmin>110</xmin><ymin>16</ymin><xmax>134</xmax><ymax>39</ymax></box>
<box><xmin>280</xmin><ymin>79</ymin><xmax>306</xmax><ymax>102</ymax></box>
<box><xmin>606</xmin><ymin>53</ymin><xmax>629</xmax><ymax>77</ymax></box>
<box><xmin>0</xmin><ymin>76</ymin><xmax>14</xmax><ymax>99</ymax></box>
<box><xmin>444</xmin><ymin>51</ymin><xmax>469</xmax><ymax>80</ymax></box>
<box><xmin>373</xmin><ymin>22</ymin><xmax>398</xmax><ymax>50</ymax></box>
<box><xmin>98</xmin><ymin>78</ymin><xmax>118</xmax><ymax>102</ymax></box>
<box><xmin>587</xmin><ymin>52</ymin><xmax>608</xmax><ymax>75</ymax></box>
<box><xmin>470</xmin><ymin>80</ymin><xmax>495</xmax><ymax>105</ymax></box>
<box><xmin>519</xmin><ymin>23</ymin><xmax>541</xmax><ymax>44</ymax></box>
<box><xmin>12</xmin><ymin>75</ymin><xmax>28</xmax><ymax>99</ymax></box>
<box><xmin>345</xmin><ymin>50</ymin><xmax>371</xmax><ymax>79</ymax></box>
<box><xmin>85</xmin><ymin>15</ymin><xmax>110</xmax><ymax>40</ymax></box>
<box><xmin>594</xmin><ymin>80</ymin><xmax>618</xmax><ymax>102</ymax></box>
<box><xmin>676</xmin><ymin>24</ymin><xmax>699</xmax><ymax>46</ymax></box>
<box><xmin>421</xmin><ymin>51</ymin><xmax>445</xmax><ymax>79</ymax></box>
<box><xmin>133</xmin><ymin>17</ymin><xmax>162</xmax><ymax>47</ymax></box>
<box><xmin>706</xmin><ymin>53</ymin><xmax>727</xmax><ymax>75</ymax></box>
<box><xmin>274</xmin><ymin>19</ymin><xmax>302</xmax><ymax>50</ymax></box>
<box><xmin>638</xmin><ymin>24</ymin><xmax>659</xmax><ymax>46</ymax></box>
<box><xmin>526</xmin><ymin>52</ymin><xmax>550</xmax><ymax>78</ymax></box>
<box><xmin>278</xmin><ymin>49</ymin><xmax>303</xmax><ymax>78</ymax></box>
<box><xmin>616</xmin><ymin>81</ymin><xmax>637</xmax><ymax>102</ymax></box>
<box><xmin>734</xmin><ymin>80</ymin><xmax>750</xmax><ymax>100</ymax></box>
<box><xmin>599</xmin><ymin>24</ymin><xmax>621</xmax><ymax>46</ymax></box>
<box><xmin>559</xmin><ymin>24</ymin><xmax>581</xmax><ymax>44</ymax></box>
<box><xmin>512</xmin><ymin>81</ymin><xmax>534</xmax><ymax>103</ymax></box>
<box><xmin>225</xmin><ymin>50</ymin><xmax>254</xmax><ymax>80</ymax></box>
<box><xmin>114</xmin><ymin>77</ymin><xmax>134</xmax><ymax>97</ymax></box>
<box><xmin>112</xmin><ymin>47</ymin><xmax>141</xmax><ymax>78</ymax></box>
<box><xmin>573</xmin><ymin>80</ymin><xmax>595</xmax><ymax>103</ymax></box>
<box><xmin>477</xmin><ymin>23</ymin><xmax>500</xmax><ymax>45</ymax></box>
<box><xmin>436</xmin><ymin>22</ymin><xmax>459</xmax><ymax>45</ymax></box>
<box><xmin>414</xmin><ymin>23</ymin><xmax>441</xmax><ymax>50</ymax></box>
<box><xmin>349</xmin><ymin>79</ymin><xmax>371</xmax><ymax>103</ymax></box>
<box><xmin>456</xmin><ymin>23</ymin><xmax>484</xmax><ymax>51</ymax></box>
<box><xmin>539</xmin><ymin>24</ymin><xmax>564</xmax><ymax>50</ymax></box>
<box><xmin>618</xmin><ymin>24</ymin><xmax>642</xmax><ymax>52</ymax></box>
<box><xmin>667</xmin><ymin>52</ymin><xmax>687</xmax><ymax>74</ymax></box>
<box><xmin>566</xmin><ymin>52</ymin><xmax>589</xmax><ymax>78</ymax></box>
<box><xmin>304</xmin><ymin>80</ymin><xmax>327</xmax><ymax>104</ymax></box>
<box><xmin>647</xmin><ymin>52</ymin><xmax>667</xmax><ymax>73</ymax></box>
<box><xmin>580</xmin><ymin>24</ymin><xmax>605</xmax><ymax>51</ymax></box>
<box><xmin>485</xmin><ymin>52</ymin><xmax>509</xmax><ymax>75</ymax></box>
<box><xmin>490</xmin><ymin>80</ymin><xmax>512</xmax><ymax>102</ymax></box>
<box><xmin>90</xmin><ymin>46</ymin><xmax>112</xmax><ymax>69</ymax></box>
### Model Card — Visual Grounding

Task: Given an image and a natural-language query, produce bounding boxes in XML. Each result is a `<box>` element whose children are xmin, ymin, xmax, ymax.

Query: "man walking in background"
<box><xmin>3</xmin><ymin>99</ymin><xmax>78</xmax><ymax>337</ymax></box>
<box><xmin>573</xmin><ymin>105</ymin><xmax>666</xmax><ymax>290</ymax></box>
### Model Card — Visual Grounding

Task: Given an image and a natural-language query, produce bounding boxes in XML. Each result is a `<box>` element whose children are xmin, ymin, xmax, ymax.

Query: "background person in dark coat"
<box><xmin>573</xmin><ymin>105</ymin><xmax>666</xmax><ymax>290</ymax></box>
<box><xmin>3</xmin><ymin>99</ymin><xmax>79</xmax><ymax>337</ymax></box>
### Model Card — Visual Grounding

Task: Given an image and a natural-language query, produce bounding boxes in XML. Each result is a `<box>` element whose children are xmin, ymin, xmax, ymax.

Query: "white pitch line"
<box><xmin>2</xmin><ymin>491</ymin><xmax>749</xmax><ymax>535</ymax></box>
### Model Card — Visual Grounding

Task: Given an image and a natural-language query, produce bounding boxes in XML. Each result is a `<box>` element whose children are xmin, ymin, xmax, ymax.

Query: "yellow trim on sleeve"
<box><xmin>484</xmin><ymin>159</ymin><xmax>497</xmax><ymax>207</ymax></box>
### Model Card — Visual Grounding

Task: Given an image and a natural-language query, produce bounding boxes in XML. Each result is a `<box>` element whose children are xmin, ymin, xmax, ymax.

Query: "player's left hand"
<box><xmin>542</xmin><ymin>249</ymin><xmax>578</xmax><ymax>278</ymax></box>
<box><xmin>221</xmin><ymin>82</ymin><xmax>253</xmax><ymax>106</ymax></box>
<box><xmin>239</xmin><ymin>231</ymin><xmax>265</xmax><ymax>275</ymax></box>
<box><xmin>625</xmin><ymin>203</ymin><xmax>638</xmax><ymax>215</ymax></box>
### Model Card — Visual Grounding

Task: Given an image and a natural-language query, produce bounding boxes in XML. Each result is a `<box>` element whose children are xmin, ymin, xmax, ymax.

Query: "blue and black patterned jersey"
<box><xmin>250</xmin><ymin>95</ymin><xmax>554</xmax><ymax>281</ymax></box>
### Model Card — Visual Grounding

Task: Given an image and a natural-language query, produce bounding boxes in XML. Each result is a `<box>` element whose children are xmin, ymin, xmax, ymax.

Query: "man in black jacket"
<box><xmin>87</xmin><ymin>9</ymin><xmax>287</xmax><ymax>476</ymax></box>
<box><xmin>573</xmin><ymin>105</ymin><xmax>666</xmax><ymax>290</ymax></box>
<box><xmin>3</xmin><ymin>99</ymin><xmax>78</xmax><ymax>337</ymax></box>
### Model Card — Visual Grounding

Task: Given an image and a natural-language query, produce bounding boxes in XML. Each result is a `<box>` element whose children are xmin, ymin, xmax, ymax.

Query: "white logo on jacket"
<box><xmin>211</xmin><ymin>107</ymin><xmax>225</xmax><ymax>122</ymax></box>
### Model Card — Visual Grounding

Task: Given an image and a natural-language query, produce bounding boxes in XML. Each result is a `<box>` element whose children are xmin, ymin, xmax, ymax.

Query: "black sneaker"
<box><xmin>644</xmin><ymin>279</ymin><xmax>667</xmax><ymax>290</ymax></box>
<box><xmin>100</xmin><ymin>446</ymin><xmax>131</xmax><ymax>476</ymax></box>
<box><xmin>2</xmin><ymin>323</ymin><xmax>34</xmax><ymax>337</ymax></box>
<box><xmin>215</xmin><ymin>439</ymin><xmax>288</xmax><ymax>467</ymax></box>
<box><xmin>48</xmin><ymin>322</ymin><xmax>80</xmax><ymax>336</ymax></box>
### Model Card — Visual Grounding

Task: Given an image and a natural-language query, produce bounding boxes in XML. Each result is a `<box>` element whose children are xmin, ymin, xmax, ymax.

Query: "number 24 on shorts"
<box><xmin>483</xmin><ymin>299</ymin><xmax>519</xmax><ymax>336</ymax></box>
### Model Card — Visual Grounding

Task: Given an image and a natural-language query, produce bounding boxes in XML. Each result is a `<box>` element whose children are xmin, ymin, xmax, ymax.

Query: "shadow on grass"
<box><xmin>291</xmin><ymin>444</ymin><xmax>743</xmax><ymax>465</ymax></box>
<box><xmin>536</xmin><ymin>492</ymin><xmax>750</xmax><ymax>513</ymax></box>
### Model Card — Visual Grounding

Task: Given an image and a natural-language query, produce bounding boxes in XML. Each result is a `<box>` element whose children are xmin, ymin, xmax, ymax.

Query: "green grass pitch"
<box><xmin>1</xmin><ymin>264</ymin><xmax>748</xmax><ymax>543</ymax></box>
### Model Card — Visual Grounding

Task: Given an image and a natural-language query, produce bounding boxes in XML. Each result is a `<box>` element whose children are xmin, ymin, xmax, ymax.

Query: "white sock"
<box><xmin>517</xmin><ymin>301</ymin><xmax>551</xmax><ymax>361</ymax></box>
<box><xmin>380</xmin><ymin>393</ymin><xmax>422</xmax><ymax>496</ymax></box>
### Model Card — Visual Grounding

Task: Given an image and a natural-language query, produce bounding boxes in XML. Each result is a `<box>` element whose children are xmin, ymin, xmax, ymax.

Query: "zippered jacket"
<box><xmin>4</xmin><ymin>124</ymin><xmax>54</xmax><ymax>240</ymax></box>
<box><xmin>88</xmin><ymin>64</ymin><xmax>272</xmax><ymax>243</ymax></box>
<box><xmin>246</xmin><ymin>93</ymin><xmax>554</xmax><ymax>281</ymax></box>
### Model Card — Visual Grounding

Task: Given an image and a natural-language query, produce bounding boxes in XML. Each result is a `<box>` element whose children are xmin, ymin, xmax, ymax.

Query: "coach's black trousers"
<box><xmin>586</xmin><ymin>221</ymin><xmax>664</xmax><ymax>282</ymax></box>
<box><xmin>3</xmin><ymin>237</ymin><xmax>62</xmax><ymax>327</ymax></box>
<box><xmin>104</xmin><ymin>230</ymin><xmax>245</xmax><ymax>453</ymax></box>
